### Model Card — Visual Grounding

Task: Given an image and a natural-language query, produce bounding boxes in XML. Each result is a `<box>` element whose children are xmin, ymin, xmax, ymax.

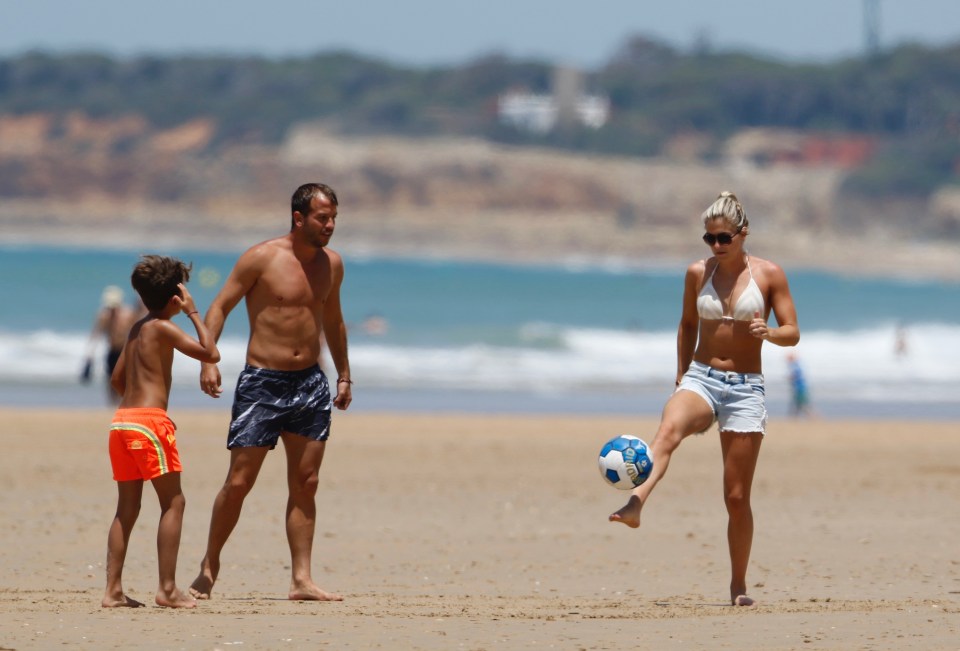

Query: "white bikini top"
<box><xmin>696</xmin><ymin>256</ymin><xmax>765</xmax><ymax>322</ymax></box>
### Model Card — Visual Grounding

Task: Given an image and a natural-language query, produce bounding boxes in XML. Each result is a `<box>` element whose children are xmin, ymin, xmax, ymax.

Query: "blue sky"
<box><xmin>3</xmin><ymin>1</ymin><xmax>960</xmax><ymax>68</ymax></box>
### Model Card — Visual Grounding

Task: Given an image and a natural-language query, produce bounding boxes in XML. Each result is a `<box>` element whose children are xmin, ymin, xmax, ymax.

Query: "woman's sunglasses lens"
<box><xmin>702</xmin><ymin>233</ymin><xmax>734</xmax><ymax>245</ymax></box>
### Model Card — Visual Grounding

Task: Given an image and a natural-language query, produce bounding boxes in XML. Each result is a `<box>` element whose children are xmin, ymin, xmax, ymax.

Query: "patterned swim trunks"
<box><xmin>227</xmin><ymin>364</ymin><xmax>332</xmax><ymax>449</ymax></box>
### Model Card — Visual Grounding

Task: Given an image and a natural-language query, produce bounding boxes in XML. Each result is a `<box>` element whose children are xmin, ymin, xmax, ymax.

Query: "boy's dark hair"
<box><xmin>130</xmin><ymin>255</ymin><xmax>193</xmax><ymax>311</ymax></box>
<box><xmin>291</xmin><ymin>182</ymin><xmax>338</xmax><ymax>229</ymax></box>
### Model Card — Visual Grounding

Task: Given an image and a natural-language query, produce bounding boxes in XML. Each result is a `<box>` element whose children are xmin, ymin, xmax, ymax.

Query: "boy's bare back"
<box><xmin>112</xmin><ymin>283</ymin><xmax>220</xmax><ymax>410</ymax></box>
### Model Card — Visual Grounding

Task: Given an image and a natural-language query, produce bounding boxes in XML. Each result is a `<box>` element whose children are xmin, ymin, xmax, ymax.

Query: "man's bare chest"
<box><xmin>255</xmin><ymin>262</ymin><xmax>331</xmax><ymax>308</ymax></box>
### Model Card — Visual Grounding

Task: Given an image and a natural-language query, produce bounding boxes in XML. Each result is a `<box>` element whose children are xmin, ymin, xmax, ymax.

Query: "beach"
<box><xmin>1</xmin><ymin>407</ymin><xmax>958</xmax><ymax>650</ymax></box>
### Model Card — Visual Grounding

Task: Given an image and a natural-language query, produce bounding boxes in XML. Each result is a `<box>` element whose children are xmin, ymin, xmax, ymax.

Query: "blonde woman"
<box><xmin>610</xmin><ymin>191</ymin><xmax>800</xmax><ymax>607</ymax></box>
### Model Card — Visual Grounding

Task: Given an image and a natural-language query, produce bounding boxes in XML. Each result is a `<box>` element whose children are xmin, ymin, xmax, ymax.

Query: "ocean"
<box><xmin>2</xmin><ymin>243</ymin><xmax>959</xmax><ymax>420</ymax></box>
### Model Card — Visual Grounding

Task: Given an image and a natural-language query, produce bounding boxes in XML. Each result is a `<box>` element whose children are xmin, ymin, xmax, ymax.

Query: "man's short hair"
<box><xmin>292</xmin><ymin>183</ymin><xmax>338</xmax><ymax>216</ymax></box>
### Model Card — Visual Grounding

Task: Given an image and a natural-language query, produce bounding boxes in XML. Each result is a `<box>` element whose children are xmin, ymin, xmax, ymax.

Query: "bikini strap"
<box><xmin>703</xmin><ymin>258</ymin><xmax>718</xmax><ymax>280</ymax></box>
<box><xmin>700</xmin><ymin>258</ymin><xmax>718</xmax><ymax>291</ymax></box>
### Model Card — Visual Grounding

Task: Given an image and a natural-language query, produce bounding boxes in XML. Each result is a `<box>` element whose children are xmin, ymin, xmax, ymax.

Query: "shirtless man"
<box><xmin>190</xmin><ymin>183</ymin><xmax>352</xmax><ymax>601</ymax></box>
<box><xmin>84</xmin><ymin>286</ymin><xmax>141</xmax><ymax>404</ymax></box>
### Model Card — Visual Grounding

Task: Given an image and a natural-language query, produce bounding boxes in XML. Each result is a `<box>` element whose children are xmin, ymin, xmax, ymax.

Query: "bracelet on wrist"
<box><xmin>336</xmin><ymin>377</ymin><xmax>353</xmax><ymax>384</ymax></box>
<box><xmin>186</xmin><ymin>311</ymin><xmax>199</xmax><ymax>317</ymax></box>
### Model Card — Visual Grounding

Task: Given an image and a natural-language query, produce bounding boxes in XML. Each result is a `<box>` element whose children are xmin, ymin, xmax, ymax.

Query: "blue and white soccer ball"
<box><xmin>598</xmin><ymin>435</ymin><xmax>654</xmax><ymax>490</ymax></box>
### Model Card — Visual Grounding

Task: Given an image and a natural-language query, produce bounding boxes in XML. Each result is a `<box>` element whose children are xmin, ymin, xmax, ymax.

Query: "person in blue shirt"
<box><xmin>786</xmin><ymin>353</ymin><xmax>813</xmax><ymax>418</ymax></box>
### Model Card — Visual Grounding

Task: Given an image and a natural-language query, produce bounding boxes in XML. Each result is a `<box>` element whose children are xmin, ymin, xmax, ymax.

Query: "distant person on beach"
<box><xmin>82</xmin><ymin>285</ymin><xmax>144</xmax><ymax>404</ymax></box>
<box><xmin>360</xmin><ymin>313</ymin><xmax>389</xmax><ymax>336</ymax></box>
<box><xmin>103</xmin><ymin>255</ymin><xmax>220</xmax><ymax>609</ymax></box>
<box><xmin>190</xmin><ymin>182</ymin><xmax>352</xmax><ymax>602</ymax></box>
<box><xmin>894</xmin><ymin>323</ymin><xmax>909</xmax><ymax>358</ymax></box>
<box><xmin>609</xmin><ymin>191</ymin><xmax>800</xmax><ymax>607</ymax></box>
<box><xmin>786</xmin><ymin>352</ymin><xmax>815</xmax><ymax>418</ymax></box>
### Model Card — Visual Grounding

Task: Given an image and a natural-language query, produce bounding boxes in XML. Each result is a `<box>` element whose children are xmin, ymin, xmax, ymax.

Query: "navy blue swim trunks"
<box><xmin>227</xmin><ymin>364</ymin><xmax>332</xmax><ymax>449</ymax></box>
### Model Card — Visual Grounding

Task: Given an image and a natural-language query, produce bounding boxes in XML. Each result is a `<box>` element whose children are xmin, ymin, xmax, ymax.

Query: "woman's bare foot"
<box><xmin>289</xmin><ymin>581</ymin><xmax>343</xmax><ymax>601</ymax></box>
<box><xmin>101</xmin><ymin>593</ymin><xmax>144</xmax><ymax>608</ymax></box>
<box><xmin>608</xmin><ymin>495</ymin><xmax>643</xmax><ymax>528</ymax></box>
<box><xmin>189</xmin><ymin>563</ymin><xmax>218</xmax><ymax>599</ymax></box>
<box><xmin>156</xmin><ymin>588</ymin><xmax>197</xmax><ymax>609</ymax></box>
<box><xmin>733</xmin><ymin>594</ymin><xmax>755</xmax><ymax>607</ymax></box>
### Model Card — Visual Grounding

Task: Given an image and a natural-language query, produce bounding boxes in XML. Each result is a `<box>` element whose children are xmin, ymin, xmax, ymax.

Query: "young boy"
<box><xmin>102</xmin><ymin>255</ymin><xmax>220</xmax><ymax>608</ymax></box>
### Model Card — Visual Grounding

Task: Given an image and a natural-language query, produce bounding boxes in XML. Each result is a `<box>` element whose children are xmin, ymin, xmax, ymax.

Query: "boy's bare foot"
<box><xmin>189</xmin><ymin>562</ymin><xmax>218</xmax><ymax>599</ymax></box>
<box><xmin>289</xmin><ymin>582</ymin><xmax>343</xmax><ymax>601</ymax></box>
<box><xmin>156</xmin><ymin>588</ymin><xmax>197</xmax><ymax>609</ymax></box>
<box><xmin>733</xmin><ymin>594</ymin><xmax>755</xmax><ymax>607</ymax></box>
<box><xmin>608</xmin><ymin>495</ymin><xmax>643</xmax><ymax>528</ymax></box>
<box><xmin>101</xmin><ymin>593</ymin><xmax>145</xmax><ymax>608</ymax></box>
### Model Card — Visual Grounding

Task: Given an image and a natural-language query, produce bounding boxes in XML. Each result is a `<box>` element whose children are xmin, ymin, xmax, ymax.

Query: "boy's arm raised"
<box><xmin>168</xmin><ymin>283</ymin><xmax>220</xmax><ymax>363</ymax></box>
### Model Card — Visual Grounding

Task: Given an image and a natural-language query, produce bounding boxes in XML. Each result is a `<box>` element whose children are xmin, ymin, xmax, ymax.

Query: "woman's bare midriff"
<box><xmin>693</xmin><ymin>319</ymin><xmax>763</xmax><ymax>373</ymax></box>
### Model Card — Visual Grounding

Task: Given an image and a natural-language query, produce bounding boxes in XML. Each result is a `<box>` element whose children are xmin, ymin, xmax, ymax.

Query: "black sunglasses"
<box><xmin>702</xmin><ymin>227</ymin><xmax>743</xmax><ymax>246</ymax></box>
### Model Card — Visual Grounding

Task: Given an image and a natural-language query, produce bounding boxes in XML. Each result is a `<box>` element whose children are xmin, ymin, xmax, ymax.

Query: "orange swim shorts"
<box><xmin>109</xmin><ymin>407</ymin><xmax>182</xmax><ymax>481</ymax></box>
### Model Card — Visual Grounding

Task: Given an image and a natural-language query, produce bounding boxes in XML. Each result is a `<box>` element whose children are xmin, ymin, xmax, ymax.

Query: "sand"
<box><xmin>1</xmin><ymin>407</ymin><xmax>958</xmax><ymax>650</ymax></box>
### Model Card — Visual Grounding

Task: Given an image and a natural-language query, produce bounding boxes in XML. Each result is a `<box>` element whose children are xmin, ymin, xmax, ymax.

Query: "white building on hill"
<box><xmin>497</xmin><ymin>67</ymin><xmax>609</xmax><ymax>134</ymax></box>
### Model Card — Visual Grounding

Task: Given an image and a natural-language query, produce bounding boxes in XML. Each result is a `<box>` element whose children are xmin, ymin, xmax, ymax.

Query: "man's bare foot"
<box><xmin>189</xmin><ymin>566</ymin><xmax>217</xmax><ymax>600</ymax></box>
<box><xmin>101</xmin><ymin>593</ymin><xmax>145</xmax><ymax>608</ymax></box>
<box><xmin>289</xmin><ymin>582</ymin><xmax>343</xmax><ymax>601</ymax></box>
<box><xmin>156</xmin><ymin>588</ymin><xmax>197</xmax><ymax>609</ymax></box>
<box><xmin>733</xmin><ymin>594</ymin><xmax>755</xmax><ymax>607</ymax></box>
<box><xmin>608</xmin><ymin>495</ymin><xmax>643</xmax><ymax>528</ymax></box>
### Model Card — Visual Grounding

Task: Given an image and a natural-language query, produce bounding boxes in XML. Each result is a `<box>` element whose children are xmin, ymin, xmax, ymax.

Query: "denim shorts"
<box><xmin>227</xmin><ymin>364</ymin><xmax>332</xmax><ymax>449</ymax></box>
<box><xmin>677</xmin><ymin>361</ymin><xmax>767</xmax><ymax>434</ymax></box>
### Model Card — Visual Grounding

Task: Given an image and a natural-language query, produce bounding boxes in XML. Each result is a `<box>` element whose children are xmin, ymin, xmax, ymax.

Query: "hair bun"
<box><xmin>719</xmin><ymin>190</ymin><xmax>735</xmax><ymax>199</ymax></box>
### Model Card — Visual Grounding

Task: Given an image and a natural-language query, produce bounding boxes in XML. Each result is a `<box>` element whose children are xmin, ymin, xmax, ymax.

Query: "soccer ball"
<box><xmin>598</xmin><ymin>435</ymin><xmax>654</xmax><ymax>490</ymax></box>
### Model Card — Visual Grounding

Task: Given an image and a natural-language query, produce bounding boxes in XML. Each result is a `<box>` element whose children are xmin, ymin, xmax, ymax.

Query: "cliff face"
<box><xmin>1</xmin><ymin>114</ymin><xmax>956</xmax><ymax>278</ymax></box>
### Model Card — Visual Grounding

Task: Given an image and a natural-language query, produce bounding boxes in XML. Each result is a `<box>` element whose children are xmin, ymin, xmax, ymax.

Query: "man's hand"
<box><xmin>200</xmin><ymin>361</ymin><xmax>222</xmax><ymax>398</ymax></box>
<box><xmin>333</xmin><ymin>378</ymin><xmax>352</xmax><ymax>410</ymax></box>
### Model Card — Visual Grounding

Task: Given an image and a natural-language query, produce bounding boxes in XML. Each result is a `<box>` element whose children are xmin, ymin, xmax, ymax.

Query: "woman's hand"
<box><xmin>748</xmin><ymin>311</ymin><xmax>769</xmax><ymax>340</ymax></box>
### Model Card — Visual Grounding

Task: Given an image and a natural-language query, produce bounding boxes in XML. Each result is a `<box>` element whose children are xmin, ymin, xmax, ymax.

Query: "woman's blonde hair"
<box><xmin>701</xmin><ymin>191</ymin><xmax>748</xmax><ymax>231</ymax></box>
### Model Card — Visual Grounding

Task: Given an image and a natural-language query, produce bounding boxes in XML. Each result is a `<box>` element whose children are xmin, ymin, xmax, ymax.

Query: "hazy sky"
<box><xmin>3</xmin><ymin>1</ymin><xmax>960</xmax><ymax>68</ymax></box>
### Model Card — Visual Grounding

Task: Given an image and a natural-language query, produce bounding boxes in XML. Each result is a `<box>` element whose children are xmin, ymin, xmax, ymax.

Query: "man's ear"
<box><xmin>292</xmin><ymin>211</ymin><xmax>304</xmax><ymax>228</ymax></box>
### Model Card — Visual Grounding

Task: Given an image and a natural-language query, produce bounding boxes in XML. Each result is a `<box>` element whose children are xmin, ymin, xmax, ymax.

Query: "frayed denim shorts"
<box><xmin>677</xmin><ymin>361</ymin><xmax>767</xmax><ymax>435</ymax></box>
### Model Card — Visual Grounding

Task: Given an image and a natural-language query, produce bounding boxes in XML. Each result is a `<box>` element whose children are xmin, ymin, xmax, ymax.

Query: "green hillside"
<box><xmin>2</xmin><ymin>36</ymin><xmax>960</xmax><ymax>196</ymax></box>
